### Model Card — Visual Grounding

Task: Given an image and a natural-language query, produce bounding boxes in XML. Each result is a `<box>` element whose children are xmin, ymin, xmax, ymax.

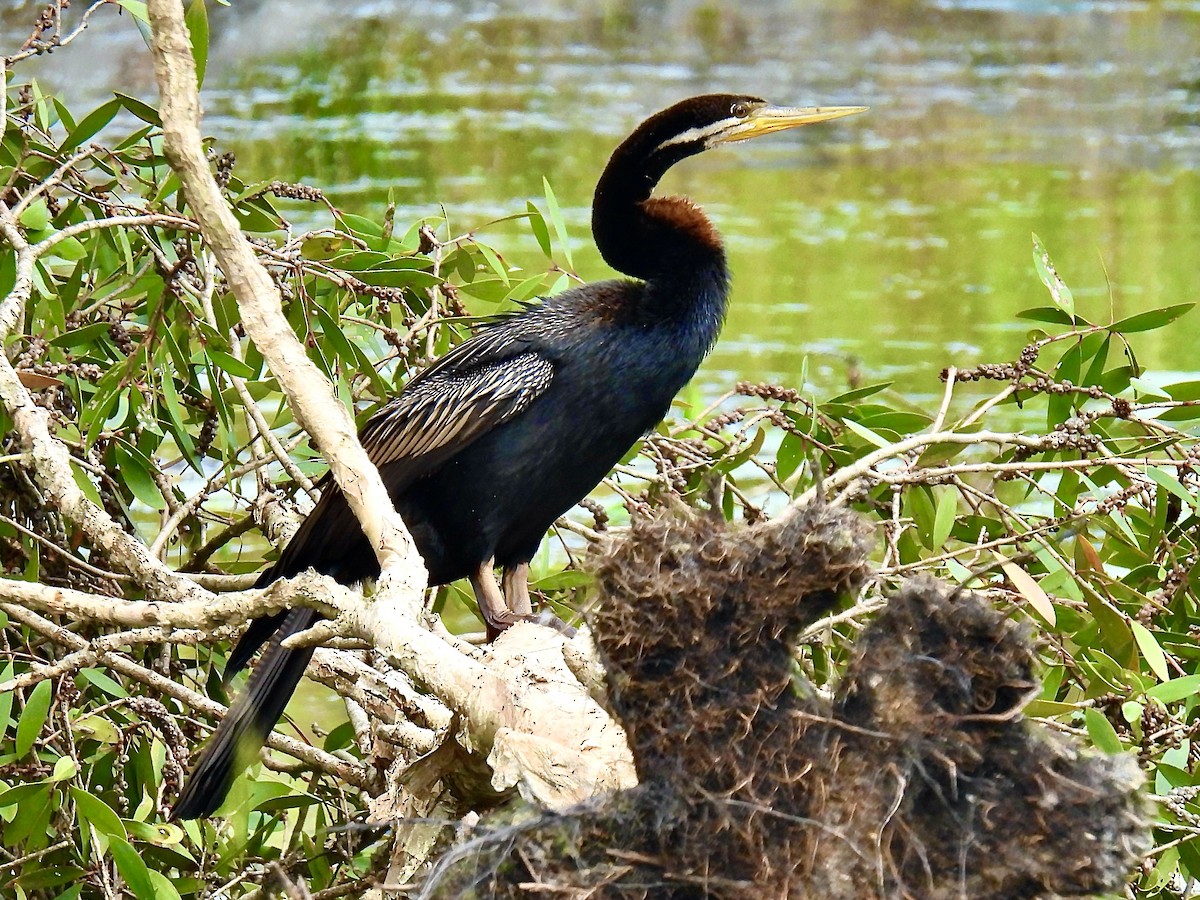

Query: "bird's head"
<box><xmin>618</xmin><ymin>93</ymin><xmax>867</xmax><ymax>187</ymax></box>
<box><xmin>593</xmin><ymin>94</ymin><xmax>866</xmax><ymax>279</ymax></box>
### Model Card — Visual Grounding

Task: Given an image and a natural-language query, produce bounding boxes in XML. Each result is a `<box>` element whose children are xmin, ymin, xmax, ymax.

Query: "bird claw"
<box><xmin>485</xmin><ymin>609</ymin><xmax>537</xmax><ymax>630</ymax></box>
<box><xmin>485</xmin><ymin>608</ymin><xmax>577</xmax><ymax>640</ymax></box>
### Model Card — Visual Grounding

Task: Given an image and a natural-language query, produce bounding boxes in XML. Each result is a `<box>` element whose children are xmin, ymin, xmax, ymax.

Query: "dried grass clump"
<box><xmin>419</xmin><ymin>506</ymin><xmax>1148</xmax><ymax>899</ymax></box>
<box><xmin>806</xmin><ymin>576</ymin><xmax>1149</xmax><ymax>899</ymax></box>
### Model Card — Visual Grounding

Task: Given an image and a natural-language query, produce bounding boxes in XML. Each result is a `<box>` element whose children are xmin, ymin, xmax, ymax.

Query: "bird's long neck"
<box><xmin>591</xmin><ymin>141</ymin><xmax>730</xmax><ymax>323</ymax></box>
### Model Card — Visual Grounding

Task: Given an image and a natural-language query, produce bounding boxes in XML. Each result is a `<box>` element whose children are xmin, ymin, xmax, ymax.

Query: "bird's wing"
<box><xmin>358</xmin><ymin>332</ymin><xmax>555</xmax><ymax>471</ymax></box>
<box><xmin>250</xmin><ymin>330</ymin><xmax>555</xmax><ymax>598</ymax></box>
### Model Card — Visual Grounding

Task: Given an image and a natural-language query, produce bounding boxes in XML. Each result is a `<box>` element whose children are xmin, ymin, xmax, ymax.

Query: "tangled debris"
<box><xmin>419</xmin><ymin>504</ymin><xmax>1148</xmax><ymax>898</ymax></box>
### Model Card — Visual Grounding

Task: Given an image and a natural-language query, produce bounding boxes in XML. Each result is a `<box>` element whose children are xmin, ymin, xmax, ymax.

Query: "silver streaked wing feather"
<box><xmin>359</xmin><ymin>350</ymin><xmax>554</xmax><ymax>468</ymax></box>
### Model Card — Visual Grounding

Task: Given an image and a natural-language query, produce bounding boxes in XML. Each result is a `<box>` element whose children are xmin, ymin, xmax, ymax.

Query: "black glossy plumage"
<box><xmin>173</xmin><ymin>94</ymin><xmax>862</xmax><ymax>819</ymax></box>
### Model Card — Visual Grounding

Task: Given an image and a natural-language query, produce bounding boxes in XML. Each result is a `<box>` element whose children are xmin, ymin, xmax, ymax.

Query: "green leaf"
<box><xmin>931</xmin><ymin>488</ymin><xmax>956</xmax><ymax>550</ymax></box>
<box><xmin>0</xmin><ymin>783</ymin><xmax>50</xmax><ymax>809</ymax></box>
<box><xmin>473</xmin><ymin>241</ymin><xmax>509</xmax><ymax>285</ymax></box>
<box><xmin>1082</xmin><ymin>707</ymin><xmax>1124</xmax><ymax>754</ymax></box>
<box><xmin>338</xmin><ymin>213</ymin><xmax>383</xmax><ymax>241</ymax></box>
<box><xmin>1165</xmin><ymin>379</ymin><xmax>1200</xmax><ymax>401</ymax></box>
<box><xmin>208</xmin><ymin>349</ymin><xmax>257</xmax><ymax>379</ymax></box>
<box><xmin>113</xmin><ymin>439</ymin><xmax>165</xmax><ymax>511</ymax></box>
<box><xmin>70</xmin><ymin>460</ymin><xmax>104</xmax><ymax>508</ymax></box>
<box><xmin>125</xmin><ymin>820</ymin><xmax>185</xmax><ymax>846</ymax></box>
<box><xmin>906</xmin><ymin>486</ymin><xmax>936</xmax><ymax>549</ymax></box>
<box><xmin>502</xmin><ymin>273</ymin><xmax>548</xmax><ymax>304</ymax></box>
<box><xmin>254</xmin><ymin>792</ymin><xmax>322</xmax><ymax>813</ymax></box>
<box><xmin>49</xmin><ymin>756</ymin><xmax>78</xmax><ymax>782</ymax></box>
<box><xmin>526</xmin><ymin>201</ymin><xmax>552</xmax><ymax>258</ymax></box>
<box><xmin>301</xmin><ymin>235</ymin><xmax>345</xmax><ymax>261</ymax></box>
<box><xmin>1024</xmin><ymin>699</ymin><xmax>1077</xmax><ymax>717</ymax></box>
<box><xmin>113</xmin><ymin>0</ymin><xmax>149</xmax><ymax>23</ymax></box>
<box><xmin>1048</xmin><ymin>339</ymin><xmax>1083</xmax><ymax>427</ymax></box>
<box><xmin>159</xmin><ymin>370</ymin><xmax>201</xmax><ymax>472</ymax></box>
<box><xmin>1147</xmin><ymin>467</ymin><xmax>1195</xmax><ymax>510</ymax></box>
<box><xmin>1031</xmin><ymin>233</ymin><xmax>1074</xmax><ymax>319</ymax></box>
<box><xmin>185</xmin><ymin>0</ymin><xmax>210</xmax><ymax>88</ymax></box>
<box><xmin>14</xmin><ymin>865</ymin><xmax>85</xmax><ymax>891</ymax></box>
<box><xmin>776</xmin><ymin>431</ymin><xmax>807</xmax><ymax>482</ymax></box>
<box><xmin>49</xmin><ymin>321</ymin><xmax>110</xmax><ymax>349</ymax></box>
<box><xmin>1016</xmin><ymin>306</ymin><xmax>1075</xmax><ymax>325</ymax></box>
<box><xmin>0</xmin><ymin>663</ymin><xmax>12</xmax><ymax>742</ymax></box>
<box><xmin>15</xmin><ymin>678</ymin><xmax>52</xmax><ymax>758</ymax></box>
<box><xmin>18</xmin><ymin>199</ymin><xmax>50</xmax><ymax>231</ymax></box>
<box><xmin>62</xmin><ymin>98</ymin><xmax>122</xmax><ymax>153</ymax></box>
<box><xmin>109</xmin><ymin>836</ymin><xmax>156</xmax><ymax>899</ymax></box>
<box><xmin>3</xmin><ymin>783</ymin><xmax>52</xmax><ymax>846</ymax></box>
<box><xmin>146</xmin><ymin>870</ymin><xmax>184</xmax><ymax>900</ymax></box>
<box><xmin>72</xmin><ymin>788</ymin><xmax>127</xmax><ymax>842</ymax></box>
<box><xmin>1132</xmin><ymin>621</ymin><xmax>1171</xmax><ymax>682</ymax></box>
<box><xmin>72</xmin><ymin>713</ymin><xmax>121</xmax><ymax>744</ymax></box>
<box><xmin>1146</xmin><ymin>674</ymin><xmax>1200</xmax><ymax>704</ymax></box>
<box><xmin>1110</xmin><ymin>302</ymin><xmax>1195</xmax><ymax>334</ymax></box>
<box><xmin>541</xmin><ymin>178</ymin><xmax>573</xmax><ymax>268</ymax></box>
<box><xmin>113</xmin><ymin>92</ymin><xmax>161</xmax><ymax>127</ymax></box>
<box><xmin>826</xmin><ymin>382</ymin><xmax>893</xmax><ymax>404</ymax></box>
<box><xmin>841</xmin><ymin>417</ymin><xmax>890</xmax><ymax>449</ymax></box>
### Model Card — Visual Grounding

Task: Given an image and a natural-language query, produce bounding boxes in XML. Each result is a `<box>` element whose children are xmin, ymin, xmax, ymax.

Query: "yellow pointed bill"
<box><xmin>713</xmin><ymin>104</ymin><xmax>868</xmax><ymax>144</ymax></box>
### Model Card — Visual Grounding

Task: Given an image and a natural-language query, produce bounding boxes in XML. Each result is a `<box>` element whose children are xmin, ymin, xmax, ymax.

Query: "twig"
<box><xmin>4</xmin><ymin>603</ymin><xmax>371</xmax><ymax>789</ymax></box>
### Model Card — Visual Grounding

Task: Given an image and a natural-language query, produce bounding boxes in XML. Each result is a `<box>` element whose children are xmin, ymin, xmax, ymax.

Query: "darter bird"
<box><xmin>172</xmin><ymin>94</ymin><xmax>865</xmax><ymax>819</ymax></box>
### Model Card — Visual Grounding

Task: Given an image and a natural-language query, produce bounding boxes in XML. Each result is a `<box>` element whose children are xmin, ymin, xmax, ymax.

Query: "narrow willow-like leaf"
<box><xmin>15</xmin><ymin>679</ymin><xmax>52</xmax><ymax>758</ymax></box>
<box><xmin>542</xmin><ymin>178</ymin><xmax>574</xmax><ymax>269</ymax></box>
<box><xmin>1146</xmin><ymin>674</ymin><xmax>1200</xmax><ymax>704</ymax></box>
<box><xmin>1132</xmin><ymin>621</ymin><xmax>1171</xmax><ymax>682</ymax></box>
<box><xmin>1082</xmin><ymin>707</ymin><xmax>1124</xmax><ymax>754</ymax></box>
<box><xmin>931</xmin><ymin>488</ymin><xmax>956</xmax><ymax>550</ymax></box>
<box><xmin>1000</xmin><ymin>559</ymin><xmax>1056</xmax><ymax>626</ymax></box>
<box><xmin>109</xmin><ymin>836</ymin><xmax>156</xmax><ymax>899</ymax></box>
<box><xmin>185</xmin><ymin>0</ymin><xmax>210</xmax><ymax>88</ymax></box>
<box><xmin>1111</xmin><ymin>302</ymin><xmax>1195</xmax><ymax>334</ymax></box>
<box><xmin>1031</xmin><ymin>233</ymin><xmax>1075</xmax><ymax>319</ymax></box>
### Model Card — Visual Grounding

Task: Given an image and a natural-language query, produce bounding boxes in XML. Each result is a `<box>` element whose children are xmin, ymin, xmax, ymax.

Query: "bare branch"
<box><xmin>4</xmin><ymin>603</ymin><xmax>372</xmax><ymax>789</ymax></box>
<box><xmin>0</xmin><ymin>571</ymin><xmax>341</xmax><ymax>631</ymax></box>
<box><xmin>145</xmin><ymin>0</ymin><xmax>425</xmax><ymax>596</ymax></box>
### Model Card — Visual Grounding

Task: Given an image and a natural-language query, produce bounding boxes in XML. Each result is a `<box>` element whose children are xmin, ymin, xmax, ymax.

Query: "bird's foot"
<box><xmin>484</xmin><ymin>608</ymin><xmax>577</xmax><ymax>641</ymax></box>
<box><xmin>484</xmin><ymin>608</ymin><xmax>537</xmax><ymax>642</ymax></box>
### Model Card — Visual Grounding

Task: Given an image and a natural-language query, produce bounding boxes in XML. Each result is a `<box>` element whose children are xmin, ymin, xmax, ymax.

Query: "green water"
<box><xmin>9</xmin><ymin>0</ymin><xmax>1200</xmax><ymax>400</ymax></box>
<box><xmin>206</xmin><ymin>0</ymin><xmax>1200</xmax><ymax>402</ymax></box>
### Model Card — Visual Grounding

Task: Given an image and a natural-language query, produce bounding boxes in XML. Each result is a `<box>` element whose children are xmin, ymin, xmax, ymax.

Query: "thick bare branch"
<box><xmin>0</xmin><ymin>571</ymin><xmax>342</xmax><ymax>631</ymax></box>
<box><xmin>145</xmin><ymin>0</ymin><xmax>424</xmax><ymax>596</ymax></box>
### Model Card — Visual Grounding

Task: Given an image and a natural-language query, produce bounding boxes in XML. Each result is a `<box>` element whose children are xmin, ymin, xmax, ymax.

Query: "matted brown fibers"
<box><xmin>420</xmin><ymin>504</ymin><xmax>1148</xmax><ymax>898</ymax></box>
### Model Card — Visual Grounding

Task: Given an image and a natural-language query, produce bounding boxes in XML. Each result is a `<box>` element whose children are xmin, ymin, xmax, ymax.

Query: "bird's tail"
<box><xmin>171</xmin><ymin>607</ymin><xmax>319</xmax><ymax>820</ymax></box>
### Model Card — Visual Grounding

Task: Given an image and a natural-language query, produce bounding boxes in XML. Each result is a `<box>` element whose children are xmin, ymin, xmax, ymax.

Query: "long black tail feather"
<box><xmin>171</xmin><ymin>607</ymin><xmax>320</xmax><ymax>820</ymax></box>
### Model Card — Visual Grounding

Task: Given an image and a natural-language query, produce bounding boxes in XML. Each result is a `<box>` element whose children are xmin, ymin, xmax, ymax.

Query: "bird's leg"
<box><xmin>502</xmin><ymin>562</ymin><xmax>533</xmax><ymax>617</ymax></box>
<box><xmin>505</xmin><ymin>561</ymin><xmax>578</xmax><ymax>638</ymax></box>
<box><xmin>470</xmin><ymin>560</ymin><xmax>527</xmax><ymax>641</ymax></box>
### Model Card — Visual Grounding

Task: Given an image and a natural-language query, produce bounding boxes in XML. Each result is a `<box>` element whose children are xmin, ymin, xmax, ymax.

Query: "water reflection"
<box><xmin>5</xmin><ymin>0</ymin><xmax>1200</xmax><ymax>397</ymax></box>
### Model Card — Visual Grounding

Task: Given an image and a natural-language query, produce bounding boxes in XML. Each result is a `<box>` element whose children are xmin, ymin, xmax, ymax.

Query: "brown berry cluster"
<box><xmin>213</xmin><ymin>152</ymin><xmax>236</xmax><ymax>189</ymax></box>
<box><xmin>578</xmin><ymin>497</ymin><xmax>609</xmax><ymax>532</ymax></box>
<box><xmin>736</xmin><ymin>380</ymin><xmax>802</xmax><ymax>404</ymax></box>
<box><xmin>268</xmin><ymin>180</ymin><xmax>327</xmax><ymax>203</ymax></box>
<box><xmin>704</xmin><ymin>409</ymin><xmax>746</xmax><ymax>432</ymax></box>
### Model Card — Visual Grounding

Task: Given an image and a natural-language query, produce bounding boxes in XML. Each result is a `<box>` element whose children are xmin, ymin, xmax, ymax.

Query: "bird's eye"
<box><xmin>731</xmin><ymin>101</ymin><xmax>751</xmax><ymax>118</ymax></box>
